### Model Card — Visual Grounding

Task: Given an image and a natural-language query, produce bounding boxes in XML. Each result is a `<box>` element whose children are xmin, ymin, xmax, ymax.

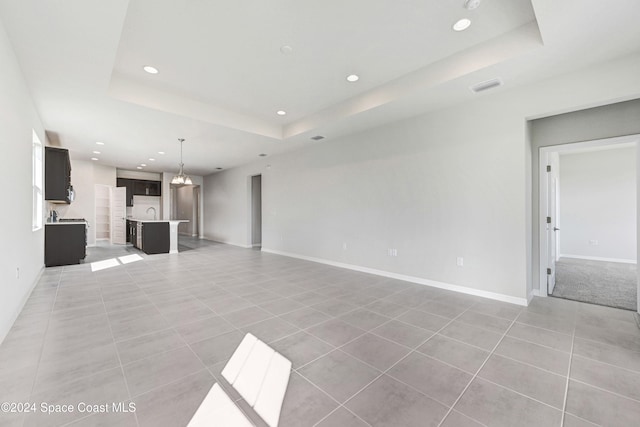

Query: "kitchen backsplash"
<box><xmin>131</xmin><ymin>196</ymin><xmax>161</xmax><ymax>219</ymax></box>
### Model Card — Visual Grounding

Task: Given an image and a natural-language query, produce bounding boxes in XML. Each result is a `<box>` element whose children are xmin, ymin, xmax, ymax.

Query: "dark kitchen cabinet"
<box><xmin>129</xmin><ymin>220</ymin><xmax>138</xmax><ymax>248</ymax></box>
<box><xmin>117</xmin><ymin>178</ymin><xmax>134</xmax><ymax>207</ymax></box>
<box><xmin>45</xmin><ymin>147</ymin><xmax>72</xmax><ymax>203</ymax></box>
<box><xmin>117</xmin><ymin>179</ymin><xmax>161</xmax><ymax>206</ymax></box>
<box><xmin>45</xmin><ymin>223</ymin><xmax>86</xmax><ymax>267</ymax></box>
<box><xmin>133</xmin><ymin>180</ymin><xmax>161</xmax><ymax>196</ymax></box>
<box><xmin>141</xmin><ymin>222</ymin><xmax>170</xmax><ymax>254</ymax></box>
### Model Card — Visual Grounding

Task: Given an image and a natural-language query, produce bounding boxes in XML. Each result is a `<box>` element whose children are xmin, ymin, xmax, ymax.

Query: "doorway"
<box><xmin>171</xmin><ymin>184</ymin><xmax>200</xmax><ymax>237</ymax></box>
<box><xmin>539</xmin><ymin>135</ymin><xmax>638</xmax><ymax>310</ymax></box>
<box><xmin>251</xmin><ymin>174</ymin><xmax>262</xmax><ymax>249</ymax></box>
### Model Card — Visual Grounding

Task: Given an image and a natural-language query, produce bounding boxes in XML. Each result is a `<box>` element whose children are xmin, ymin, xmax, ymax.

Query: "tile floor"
<box><xmin>1</xmin><ymin>240</ymin><xmax>640</xmax><ymax>427</ymax></box>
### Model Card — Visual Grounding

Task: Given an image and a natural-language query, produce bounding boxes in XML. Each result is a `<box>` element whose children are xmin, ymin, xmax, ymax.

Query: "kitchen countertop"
<box><xmin>45</xmin><ymin>221</ymin><xmax>87</xmax><ymax>225</ymax></box>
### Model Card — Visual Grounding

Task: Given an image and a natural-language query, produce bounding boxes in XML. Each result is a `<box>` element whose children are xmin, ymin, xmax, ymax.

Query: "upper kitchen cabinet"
<box><xmin>45</xmin><ymin>147</ymin><xmax>72</xmax><ymax>203</ymax></box>
<box><xmin>117</xmin><ymin>178</ymin><xmax>161</xmax><ymax>206</ymax></box>
<box><xmin>133</xmin><ymin>179</ymin><xmax>161</xmax><ymax>197</ymax></box>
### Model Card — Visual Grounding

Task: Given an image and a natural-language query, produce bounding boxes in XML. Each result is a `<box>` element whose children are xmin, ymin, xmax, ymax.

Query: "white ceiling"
<box><xmin>1</xmin><ymin>0</ymin><xmax>639</xmax><ymax>176</ymax></box>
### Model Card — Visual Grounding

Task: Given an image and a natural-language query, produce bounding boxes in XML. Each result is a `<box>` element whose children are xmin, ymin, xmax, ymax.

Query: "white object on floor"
<box><xmin>189</xmin><ymin>333</ymin><xmax>292</xmax><ymax>427</ymax></box>
<box><xmin>221</xmin><ymin>333</ymin><xmax>258</xmax><ymax>383</ymax></box>
<box><xmin>187</xmin><ymin>383</ymin><xmax>253</xmax><ymax>427</ymax></box>
<box><xmin>232</xmin><ymin>339</ymin><xmax>275</xmax><ymax>406</ymax></box>
<box><xmin>253</xmin><ymin>351</ymin><xmax>292</xmax><ymax>427</ymax></box>
<box><xmin>223</xmin><ymin>333</ymin><xmax>292</xmax><ymax>427</ymax></box>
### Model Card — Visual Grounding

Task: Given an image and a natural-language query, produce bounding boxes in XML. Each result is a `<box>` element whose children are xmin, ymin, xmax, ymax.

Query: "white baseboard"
<box><xmin>0</xmin><ymin>266</ymin><xmax>44</xmax><ymax>346</ymax></box>
<box><xmin>203</xmin><ymin>235</ymin><xmax>252</xmax><ymax>249</ymax></box>
<box><xmin>560</xmin><ymin>254</ymin><xmax>637</xmax><ymax>264</ymax></box>
<box><xmin>261</xmin><ymin>248</ymin><xmax>528</xmax><ymax>306</ymax></box>
<box><xmin>528</xmin><ymin>289</ymin><xmax>542</xmax><ymax>304</ymax></box>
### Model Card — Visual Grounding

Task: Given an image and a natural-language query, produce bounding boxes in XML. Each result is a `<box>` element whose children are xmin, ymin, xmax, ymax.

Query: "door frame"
<box><xmin>110</xmin><ymin>186</ymin><xmax>127</xmax><ymax>245</ymax></box>
<box><xmin>248</xmin><ymin>174</ymin><xmax>262</xmax><ymax>248</ymax></box>
<box><xmin>538</xmin><ymin>134</ymin><xmax>639</xmax><ymax>297</ymax></box>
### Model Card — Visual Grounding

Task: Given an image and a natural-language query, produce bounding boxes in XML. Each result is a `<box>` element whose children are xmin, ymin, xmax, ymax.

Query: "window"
<box><xmin>32</xmin><ymin>130</ymin><xmax>43</xmax><ymax>230</ymax></box>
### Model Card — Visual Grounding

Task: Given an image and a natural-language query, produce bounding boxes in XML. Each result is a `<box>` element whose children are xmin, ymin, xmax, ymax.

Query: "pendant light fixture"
<box><xmin>171</xmin><ymin>138</ymin><xmax>192</xmax><ymax>185</ymax></box>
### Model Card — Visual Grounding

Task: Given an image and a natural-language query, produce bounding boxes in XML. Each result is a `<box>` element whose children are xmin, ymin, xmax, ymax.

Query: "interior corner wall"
<box><xmin>0</xmin><ymin>18</ymin><xmax>46</xmax><ymax>344</ymax></box>
<box><xmin>530</xmin><ymin>97</ymin><xmax>640</xmax><ymax>294</ymax></box>
<box><xmin>559</xmin><ymin>147</ymin><xmax>636</xmax><ymax>261</ymax></box>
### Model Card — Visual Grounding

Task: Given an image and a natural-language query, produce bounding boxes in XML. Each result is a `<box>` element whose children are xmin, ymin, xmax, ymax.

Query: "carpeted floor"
<box><xmin>552</xmin><ymin>257</ymin><xmax>637</xmax><ymax>311</ymax></box>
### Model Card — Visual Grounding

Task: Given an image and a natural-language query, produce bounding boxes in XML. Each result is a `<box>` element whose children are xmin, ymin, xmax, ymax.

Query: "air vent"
<box><xmin>310</xmin><ymin>135</ymin><xmax>325</xmax><ymax>141</ymax></box>
<box><xmin>470</xmin><ymin>78</ymin><xmax>503</xmax><ymax>93</ymax></box>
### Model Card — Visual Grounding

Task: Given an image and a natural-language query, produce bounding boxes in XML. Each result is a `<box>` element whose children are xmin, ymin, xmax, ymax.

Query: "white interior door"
<box><xmin>547</xmin><ymin>163</ymin><xmax>559</xmax><ymax>294</ymax></box>
<box><xmin>111</xmin><ymin>187</ymin><xmax>126</xmax><ymax>245</ymax></box>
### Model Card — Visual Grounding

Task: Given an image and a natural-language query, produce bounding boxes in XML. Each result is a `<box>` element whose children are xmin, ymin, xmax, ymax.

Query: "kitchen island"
<box><xmin>128</xmin><ymin>219</ymin><xmax>189</xmax><ymax>254</ymax></box>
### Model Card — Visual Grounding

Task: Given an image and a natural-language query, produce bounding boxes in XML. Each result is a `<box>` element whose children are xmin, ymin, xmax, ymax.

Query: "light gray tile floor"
<box><xmin>1</xmin><ymin>239</ymin><xmax>639</xmax><ymax>426</ymax></box>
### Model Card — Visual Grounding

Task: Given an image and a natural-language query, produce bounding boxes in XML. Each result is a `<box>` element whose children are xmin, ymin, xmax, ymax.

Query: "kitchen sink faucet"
<box><xmin>146</xmin><ymin>207</ymin><xmax>157</xmax><ymax>220</ymax></box>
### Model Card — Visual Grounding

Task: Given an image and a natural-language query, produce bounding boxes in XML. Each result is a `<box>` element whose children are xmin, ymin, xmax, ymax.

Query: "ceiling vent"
<box><xmin>310</xmin><ymin>135</ymin><xmax>325</xmax><ymax>141</ymax></box>
<box><xmin>470</xmin><ymin>78</ymin><xmax>503</xmax><ymax>93</ymax></box>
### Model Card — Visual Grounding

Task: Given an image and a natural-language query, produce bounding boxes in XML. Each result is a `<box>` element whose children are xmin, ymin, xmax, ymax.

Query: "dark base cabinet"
<box><xmin>126</xmin><ymin>220</ymin><xmax>133</xmax><ymax>243</ymax></box>
<box><xmin>45</xmin><ymin>224</ymin><xmax>86</xmax><ymax>267</ymax></box>
<box><xmin>141</xmin><ymin>222</ymin><xmax>170</xmax><ymax>254</ymax></box>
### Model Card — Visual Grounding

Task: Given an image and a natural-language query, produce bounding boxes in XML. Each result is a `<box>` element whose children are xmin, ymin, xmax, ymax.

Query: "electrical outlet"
<box><xmin>16</xmin><ymin>267</ymin><xmax>20</xmax><ymax>279</ymax></box>
<box><xmin>457</xmin><ymin>257</ymin><xmax>464</xmax><ymax>267</ymax></box>
<box><xmin>342</xmin><ymin>242</ymin><xmax>347</xmax><ymax>250</ymax></box>
<box><xmin>388</xmin><ymin>248</ymin><xmax>398</xmax><ymax>257</ymax></box>
<box><xmin>589</xmin><ymin>240</ymin><xmax>599</xmax><ymax>245</ymax></box>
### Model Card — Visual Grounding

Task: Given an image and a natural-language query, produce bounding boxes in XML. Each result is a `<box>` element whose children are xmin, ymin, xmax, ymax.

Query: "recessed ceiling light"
<box><xmin>96</xmin><ymin>141</ymin><xmax>104</xmax><ymax>145</ymax></box>
<box><xmin>258</xmin><ymin>153</ymin><xmax>268</xmax><ymax>157</ymax></box>
<box><xmin>464</xmin><ymin>0</ymin><xmax>482</xmax><ymax>10</ymax></box>
<box><xmin>149</xmin><ymin>158</ymin><xmax>155</xmax><ymax>161</ymax></box>
<box><xmin>346</xmin><ymin>74</ymin><xmax>359</xmax><ymax>82</ymax></box>
<box><xmin>93</xmin><ymin>151</ymin><xmax>101</xmax><ymax>154</ymax></box>
<box><xmin>453</xmin><ymin>18</ymin><xmax>471</xmax><ymax>31</ymax></box>
<box><xmin>158</xmin><ymin>151</ymin><xmax>165</xmax><ymax>155</ymax></box>
<box><xmin>276</xmin><ymin>110</ymin><xmax>287</xmax><ymax>116</ymax></box>
<box><xmin>143</xmin><ymin>65</ymin><xmax>159</xmax><ymax>74</ymax></box>
<box><xmin>140</xmin><ymin>164</ymin><xmax>147</xmax><ymax>167</ymax></box>
<box><xmin>137</xmin><ymin>166</ymin><xmax>143</xmax><ymax>169</ymax></box>
<box><xmin>91</xmin><ymin>157</ymin><xmax>98</xmax><ymax>161</ymax></box>
<box><xmin>280</xmin><ymin>45</ymin><xmax>293</xmax><ymax>55</ymax></box>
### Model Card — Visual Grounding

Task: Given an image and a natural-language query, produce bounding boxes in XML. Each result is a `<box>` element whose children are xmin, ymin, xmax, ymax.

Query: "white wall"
<box><xmin>203</xmin><ymin>52</ymin><xmax>640</xmax><ymax>305</ymax></box>
<box><xmin>0</xmin><ymin>19</ymin><xmax>46</xmax><ymax>343</ymax></box>
<box><xmin>559</xmin><ymin>147</ymin><xmax>636</xmax><ymax>262</ymax></box>
<box><xmin>116</xmin><ymin>169</ymin><xmax>161</xmax><ymax>181</ymax></box>
<box><xmin>205</xmin><ymin>101</ymin><xmax>528</xmax><ymax>302</ymax></box>
<box><xmin>52</xmin><ymin>160</ymin><xmax>116</xmax><ymax>246</ymax></box>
